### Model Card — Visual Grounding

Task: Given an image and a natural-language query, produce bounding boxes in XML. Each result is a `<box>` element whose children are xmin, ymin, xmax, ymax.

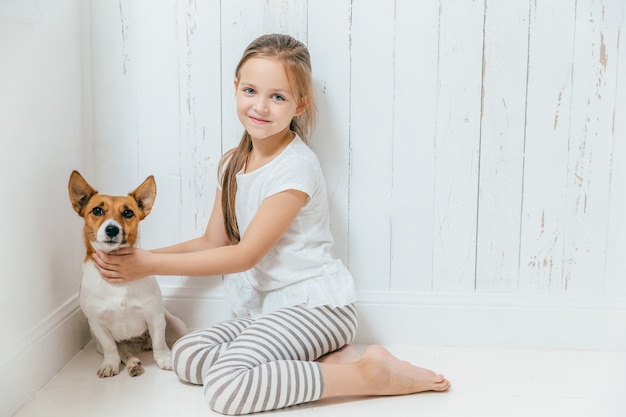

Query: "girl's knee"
<box><xmin>205</xmin><ymin>387</ymin><xmax>233</xmax><ymax>415</ymax></box>
<box><xmin>204</xmin><ymin>374</ymin><xmax>241</xmax><ymax>415</ymax></box>
<box><xmin>170</xmin><ymin>330</ymin><xmax>221</xmax><ymax>385</ymax></box>
<box><xmin>203</xmin><ymin>365</ymin><xmax>252</xmax><ymax>415</ymax></box>
<box><xmin>170</xmin><ymin>339</ymin><xmax>200</xmax><ymax>384</ymax></box>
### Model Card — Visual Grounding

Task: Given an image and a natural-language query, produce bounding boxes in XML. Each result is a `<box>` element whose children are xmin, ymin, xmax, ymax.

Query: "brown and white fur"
<box><xmin>68</xmin><ymin>170</ymin><xmax>188</xmax><ymax>378</ymax></box>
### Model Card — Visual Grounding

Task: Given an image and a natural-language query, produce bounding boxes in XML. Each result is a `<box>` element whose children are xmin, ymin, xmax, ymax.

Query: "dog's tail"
<box><xmin>164</xmin><ymin>310</ymin><xmax>189</xmax><ymax>348</ymax></box>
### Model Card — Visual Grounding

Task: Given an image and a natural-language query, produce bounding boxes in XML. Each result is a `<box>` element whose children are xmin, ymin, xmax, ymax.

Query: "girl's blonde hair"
<box><xmin>219</xmin><ymin>33</ymin><xmax>317</xmax><ymax>244</ymax></box>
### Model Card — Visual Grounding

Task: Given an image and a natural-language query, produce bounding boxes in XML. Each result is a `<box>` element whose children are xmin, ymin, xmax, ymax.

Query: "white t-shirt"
<box><xmin>222</xmin><ymin>136</ymin><xmax>357</xmax><ymax>316</ymax></box>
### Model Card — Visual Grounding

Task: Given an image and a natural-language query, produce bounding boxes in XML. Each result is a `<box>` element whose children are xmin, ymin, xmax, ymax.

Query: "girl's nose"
<box><xmin>253</xmin><ymin>97</ymin><xmax>268</xmax><ymax>113</ymax></box>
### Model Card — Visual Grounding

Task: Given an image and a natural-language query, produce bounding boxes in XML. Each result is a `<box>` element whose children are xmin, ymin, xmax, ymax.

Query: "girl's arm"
<box><xmin>93</xmin><ymin>189</ymin><xmax>308</xmax><ymax>281</ymax></box>
<box><xmin>150</xmin><ymin>189</ymin><xmax>231</xmax><ymax>254</ymax></box>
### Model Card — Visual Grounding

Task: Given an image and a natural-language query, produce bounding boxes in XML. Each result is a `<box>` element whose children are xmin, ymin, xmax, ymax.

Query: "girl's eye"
<box><xmin>122</xmin><ymin>209</ymin><xmax>135</xmax><ymax>219</ymax></box>
<box><xmin>91</xmin><ymin>207</ymin><xmax>104</xmax><ymax>216</ymax></box>
<box><xmin>272</xmin><ymin>94</ymin><xmax>285</xmax><ymax>101</ymax></box>
<box><xmin>243</xmin><ymin>87</ymin><xmax>255</xmax><ymax>95</ymax></box>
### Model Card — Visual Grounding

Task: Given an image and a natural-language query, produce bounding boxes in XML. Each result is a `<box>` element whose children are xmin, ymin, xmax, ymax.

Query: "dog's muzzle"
<box><xmin>91</xmin><ymin>220</ymin><xmax>126</xmax><ymax>252</ymax></box>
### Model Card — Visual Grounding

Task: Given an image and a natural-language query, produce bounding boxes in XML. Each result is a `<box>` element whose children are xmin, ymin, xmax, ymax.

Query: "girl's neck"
<box><xmin>245</xmin><ymin>129</ymin><xmax>295</xmax><ymax>173</ymax></box>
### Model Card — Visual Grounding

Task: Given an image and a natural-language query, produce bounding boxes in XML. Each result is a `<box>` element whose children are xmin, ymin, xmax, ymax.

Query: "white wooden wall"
<box><xmin>86</xmin><ymin>0</ymin><xmax>626</xmax><ymax>345</ymax></box>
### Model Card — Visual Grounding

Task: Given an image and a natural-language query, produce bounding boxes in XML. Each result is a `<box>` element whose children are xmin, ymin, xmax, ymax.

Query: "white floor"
<box><xmin>13</xmin><ymin>341</ymin><xmax>626</xmax><ymax>417</ymax></box>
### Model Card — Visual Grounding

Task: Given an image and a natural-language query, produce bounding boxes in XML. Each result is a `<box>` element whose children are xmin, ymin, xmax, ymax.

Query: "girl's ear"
<box><xmin>295</xmin><ymin>97</ymin><xmax>309</xmax><ymax>116</ymax></box>
<box><xmin>233</xmin><ymin>78</ymin><xmax>239</xmax><ymax>93</ymax></box>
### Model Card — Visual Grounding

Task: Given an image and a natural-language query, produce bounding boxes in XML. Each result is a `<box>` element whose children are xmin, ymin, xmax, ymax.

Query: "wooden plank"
<box><xmin>474</xmin><ymin>0</ymin><xmax>529</xmax><ymax>293</ymax></box>
<box><xmin>599</xmin><ymin>0</ymin><xmax>626</xmax><ymax>297</ymax></box>
<box><xmin>561</xmin><ymin>0</ymin><xmax>620</xmax><ymax>295</ymax></box>
<box><xmin>389</xmin><ymin>0</ymin><xmax>439</xmax><ymax>291</ymax></box>
<box><xmin>263</xmin><ymin>0</ymin><xmax>307</xmax><ymax>43</ymax></box>
<box><xmin>518</xmin><ymin>2</ymin><xmax>576</xmax><ymax>293</ymax></box>
<box><xmin>307</xmin><ymin>0</ymin><xmax>352</xmax><ymax>265</ymax></box>
<box><xmin>177</xmin><ymin>0</ymin><xmax>222</xmax><ymax>243</ymax></box>
<box><xmin>170</xmin><ymin>0</ymin><xmax>226</xmax><ymax>289</ymax></box>
<box><xmin>431</xmin><ymin>0</ymin><xmax>484</xmax><ymax>292</ymax></box>
<box><xmin>132</xmin><ymin>1</ymin><xmax>182</xmax><ymax>253</ymax></box>
<box><xmin>348</xmin><ymin>0</ymin><xmax>395</xmax><ymax>291</ymax></box>
<box><xmin>89</xmin><ymin>0</ymin><xmax>139</xmax><ymax>190</ymax></box>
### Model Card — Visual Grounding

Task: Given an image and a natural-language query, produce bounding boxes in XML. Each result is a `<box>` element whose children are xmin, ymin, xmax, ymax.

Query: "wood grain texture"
<box><xmin>88</xmin><ymin>0</ymin><xmax>625</xmax><ymax>300</ymax></box>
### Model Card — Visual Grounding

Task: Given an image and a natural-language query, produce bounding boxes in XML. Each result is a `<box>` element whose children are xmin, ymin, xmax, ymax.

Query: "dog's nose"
<box><xmin>105</xmin><ymin>224</ymin><xmax>120</xmax><ymax>238</ymax></box>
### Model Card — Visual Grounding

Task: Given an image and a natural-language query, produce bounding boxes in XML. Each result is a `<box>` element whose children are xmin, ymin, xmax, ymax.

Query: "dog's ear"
<box><xmin>68</xmin><ymin>171</ymin><xmax>98</xmax><ymax>216</ymax></box>
<box><xmin>130</xmin><ymin>175</ymin><xmax>156</xmax><ymax>219</ymax></box>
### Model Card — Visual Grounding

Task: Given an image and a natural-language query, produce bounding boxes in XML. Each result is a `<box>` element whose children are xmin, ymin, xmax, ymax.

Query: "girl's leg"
<box><xmin>204</xmin><ymin>304</ymin><xmax>358</xmax><ymax>415</ymax></box>
<box><xmin>171</xmin><ymin>316</ymin><xmax>253</xmax><ymax>385</ymax></box>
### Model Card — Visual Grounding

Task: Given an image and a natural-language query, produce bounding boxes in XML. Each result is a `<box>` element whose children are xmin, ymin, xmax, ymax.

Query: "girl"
<box><xmin>94</xmin><ymin>33</ymin><xmax>450</xmax><ymax>415</ymax></box>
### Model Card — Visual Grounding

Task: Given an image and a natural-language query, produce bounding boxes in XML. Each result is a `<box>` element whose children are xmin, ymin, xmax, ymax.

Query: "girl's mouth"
<box><xmin>249</xmin><ymin>115</ymin><xmax>270</xmax><ymax>124</ymax></box>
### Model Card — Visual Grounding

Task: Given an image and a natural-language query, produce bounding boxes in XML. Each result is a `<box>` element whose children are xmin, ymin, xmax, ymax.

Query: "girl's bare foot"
<box><xmin>318</xmin><ymin>344</ymin><xmax>361</xmax><ymax>364</ymax></box>
<box><xmin>359</xmin><ymin>345</ymin><xmax>451</xmax><ymax>395</ymax></box>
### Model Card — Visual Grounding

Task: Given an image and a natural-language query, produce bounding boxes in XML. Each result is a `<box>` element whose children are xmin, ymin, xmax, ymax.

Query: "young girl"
<box><xmin>94</xmin><ymin>33</ymin><xmax>450</xmax><ymax>415</ymax></box>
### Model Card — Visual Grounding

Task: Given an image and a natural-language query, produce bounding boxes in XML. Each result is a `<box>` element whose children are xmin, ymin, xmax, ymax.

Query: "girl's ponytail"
<box><xmin>219</xmin><ymin>132</ymin><xmax>252</xmax><ymax>244</ymax></box>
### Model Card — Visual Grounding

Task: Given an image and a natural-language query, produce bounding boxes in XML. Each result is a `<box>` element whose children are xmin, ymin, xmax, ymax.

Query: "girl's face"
<box><xmin>234</xmin><ymin>57</ymin><xmax>305</xmax><ymax>142</ymax></box>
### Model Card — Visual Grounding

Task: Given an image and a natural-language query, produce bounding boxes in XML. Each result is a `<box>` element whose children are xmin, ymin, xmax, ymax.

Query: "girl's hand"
<box><xmin>92</xmin><ymin>248</ymin><xmax>154</xmax><ymax>283</ymax></box>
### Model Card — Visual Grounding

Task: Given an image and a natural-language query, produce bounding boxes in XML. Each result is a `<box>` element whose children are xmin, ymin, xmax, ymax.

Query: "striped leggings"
<box><xmin>171</xmin><ymin>303</ymin><xmax>358</xmax><ymax>415</ymax></box>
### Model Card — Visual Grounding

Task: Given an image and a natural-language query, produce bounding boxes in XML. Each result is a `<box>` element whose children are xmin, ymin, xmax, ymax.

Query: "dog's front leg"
<box><xmin>146</xmin><ymin>313</ymin><xmax>172</xmax><ymax>370</ymax></box>
<box><xmin>88</xmin><ymin>320</ymin><xmax>121</xmax><ymax>377</ymax></box>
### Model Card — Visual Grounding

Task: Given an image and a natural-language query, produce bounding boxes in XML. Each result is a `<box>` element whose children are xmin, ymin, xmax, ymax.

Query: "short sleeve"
<box><xmin>264</xmin><ymin>154</ymin><xmax>318</xmax><ymax>199</ymax></box>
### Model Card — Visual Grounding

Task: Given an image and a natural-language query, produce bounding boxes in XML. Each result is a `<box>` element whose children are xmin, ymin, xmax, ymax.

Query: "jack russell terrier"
<box><xmin>68</xmin><ymin>170</ymin><xmax>188</xmax><ymax>377</ymax></box>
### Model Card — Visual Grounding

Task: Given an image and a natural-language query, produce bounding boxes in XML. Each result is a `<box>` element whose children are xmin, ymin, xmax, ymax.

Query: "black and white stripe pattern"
<box><xmin>171</xmin><ymin>304</ymin><xmax>357</xmax><ymax>415</ymax></box>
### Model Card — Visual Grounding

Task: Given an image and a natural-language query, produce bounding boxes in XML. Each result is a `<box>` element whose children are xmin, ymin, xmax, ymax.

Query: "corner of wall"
<box><xmin>1</xmin><ymin>296</ymin><xmax>91</xmax><ymax>417</ymax></box>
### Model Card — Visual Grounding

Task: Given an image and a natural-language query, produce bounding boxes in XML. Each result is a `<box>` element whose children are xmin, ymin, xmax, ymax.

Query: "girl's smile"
<box><xmin>248</xmin><ymin>115</ymin><xmax>270</xmax><ymax>124</ymax></box>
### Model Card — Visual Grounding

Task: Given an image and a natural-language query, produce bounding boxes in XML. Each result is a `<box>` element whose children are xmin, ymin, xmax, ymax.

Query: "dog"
<box><xmin>68</xmin><ymin>170</ymin><xmax>188</xmax><ymax>377</ymax></box>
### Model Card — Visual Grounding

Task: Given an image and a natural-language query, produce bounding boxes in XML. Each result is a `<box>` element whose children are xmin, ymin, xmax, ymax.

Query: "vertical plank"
<box><xmin>308</xmin><ymin>0</ymin><xmax>352</xmax><ymax>265</ymax></box>
<box><xmin>349</xmin><ymin>0</ymin><xmax>395</xmax><ymax>291</ymax></box>
<box><xmin>475</xmin><ymin>0</ymin><xmax>529</xmax><ymax>292</ymax></box>
<box><xmin>175</xmin><ymin>0</ymin><xmax>224</xmax><ymax>288</ymax></box>
<box><xmin>431</xmin><ymin>0</ymin><xmax>484</xmax><ymax>292</ymax></box>
<box><xmin>132</xmin><ymin>1</ymin><xmax>181</xmax><ymax>254</ymax></box>
<box><xmin>518</xmin><ymin>1</ymin><xmax>576</xmax><ymax>293</ymax></box>
<box><xmin>389</xmin><ymin>0</ymin><xmax>439</xmax><ymax>291</ymax></box>
<box><xmin>604</xmin><ymin>47</ymin><xmax>626</xmax><ymax>297</ymax></box>
<box><xmin>263</xmin><ymin>0</ymin><xmax>307</xmax><ymax>43</ymax></box>
<box><xmin>560</xmin><ymin>0</ymin><xmax>621</xmax><ymax>295</ymax></box>
<box><xmin>596</xmin><ymin>1</ymin><xmax>626</xmax><ymax>297</ymax></box>
<box><xmin>89</xmin><ymin>0</ymin><xmax>138</xmax><ymax>190</ymax></box>
<box><xmin>177</xmin><ymin>0</ymin><xmax>222</xmax><ymax>239</ymax></box>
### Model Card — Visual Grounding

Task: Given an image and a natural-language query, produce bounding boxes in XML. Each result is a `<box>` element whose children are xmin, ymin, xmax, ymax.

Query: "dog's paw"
<box><xmin>154</xmin><ymin>354</ymin><xmax>173</xmax><ymax>371</ymax></box>
<box><xmin>126</xmin><ymin>358</ymin><xmax>144</xmax><ymax>377</ymax></box>
<box><xmin>97</xmin><ymin>362</ymin><xmax>120</xmax><ymax>378</ymax></box>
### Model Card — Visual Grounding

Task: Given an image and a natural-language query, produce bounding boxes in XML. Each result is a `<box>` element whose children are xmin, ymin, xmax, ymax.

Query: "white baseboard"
<box><xmin>162</xmin><ymin>287</ymin><xmax>626</xmax><ymax>351</ymax></box>
<box><xmin>353</xmin><ymin>291</ymin><xmax>626</xmax><ymax>350</ymax></box>
<box><xmin>1</xmin><ymin>296</ymin><xmax>91</xmax><ymax>417</ymax></box>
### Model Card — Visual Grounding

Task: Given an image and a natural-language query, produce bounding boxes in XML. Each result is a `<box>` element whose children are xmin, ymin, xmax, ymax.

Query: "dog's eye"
<box><xmin>122</xmin><ymin>209</ymin><xmax>135</xmax><ymax>219</ymax></box>
<box><xmin>91</xmin><ymin>207</ymin><xmax>104</xmax><ymax>216</ymax></box>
